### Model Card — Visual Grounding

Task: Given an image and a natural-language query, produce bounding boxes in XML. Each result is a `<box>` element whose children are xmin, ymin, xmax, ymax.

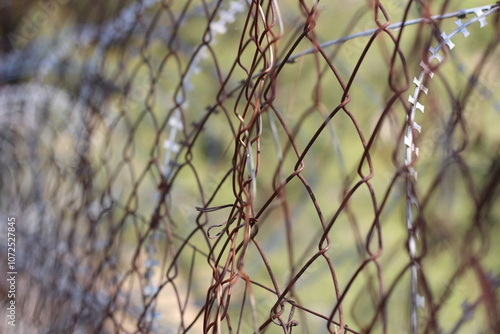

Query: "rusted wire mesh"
<box><xmin>1</xmin><ymin>1</ymin><xmax>500</xmax><ymax>333</ymax></box>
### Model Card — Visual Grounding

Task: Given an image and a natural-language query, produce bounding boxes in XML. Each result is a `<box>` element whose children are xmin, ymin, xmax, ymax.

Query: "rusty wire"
<box><xmin>1</xmin><ymin>1</ymin><xmax>500</xmax><ymax>333</ymax></box>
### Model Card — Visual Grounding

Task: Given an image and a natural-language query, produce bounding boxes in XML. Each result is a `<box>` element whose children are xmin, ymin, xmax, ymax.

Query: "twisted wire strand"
<box><xmin>0</xmin><ymin>1</ymin><xmax>499</xmax><ymax>334</ymax></box>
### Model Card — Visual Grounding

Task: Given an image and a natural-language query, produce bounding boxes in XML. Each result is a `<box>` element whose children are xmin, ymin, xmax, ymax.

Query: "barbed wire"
<box><xmin>0</xmin><ymin>1</ymin><xmax>499</xmax><ymax>333</ymax></box>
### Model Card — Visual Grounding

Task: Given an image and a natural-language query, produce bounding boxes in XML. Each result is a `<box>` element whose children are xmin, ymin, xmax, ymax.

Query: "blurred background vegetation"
<box><xmin>0</xmin><ymin>0</ymin><xmax>499</xmax><ymax>333</ymax></box>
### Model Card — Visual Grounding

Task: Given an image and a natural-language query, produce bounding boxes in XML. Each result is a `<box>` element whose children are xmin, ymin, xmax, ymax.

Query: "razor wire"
<box><xmin>1</xmin><ymin>1</ymin><xmax>500</xmax><ymax>333</ymax></box>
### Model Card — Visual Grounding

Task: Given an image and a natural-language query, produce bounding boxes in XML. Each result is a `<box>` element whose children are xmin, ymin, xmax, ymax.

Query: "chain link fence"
<box><xmin>1</xmin><ymin>1</ymin><xmax>499</xmax><ymax>333</ymax></box>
